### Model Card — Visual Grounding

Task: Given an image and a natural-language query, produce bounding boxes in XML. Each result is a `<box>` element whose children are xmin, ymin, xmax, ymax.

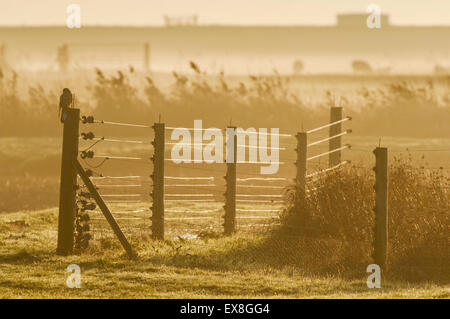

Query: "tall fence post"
<box><xmin>295</xmin><ymin>132</ymin><xmax>307</xmax><ymax>194</ymax></box>
<box><xmin>373</xmin><ymin>147</ymin><xmax>388</xmax><ymax>272</ymax></box>
<box><xmin>329</xmin><ymin>106</ymin><xmax>343</xmax><ymax>167</ymax></box>
<box><xmin>151</xmin><ymin>122</ymin><xmax>165</xmax><ymax>240</ymax></box>
<box><xmin>57</xmin><ymin>43</ymin><xmax>70</xmax><ymax>72</ymax></box>
<box><xmin>57</xmin><ymin>108</ymin><xmax>80</xmax><ymax>256</ymax></box>
<box><xmin>144</xmin><ymin>42</ymin><xmax>150</xmax><ymax>71</ymax></box>
<box><xmin>224</xmin><ymin>126</ymin><xmax>237</xmax><ymax>235</ymax></box>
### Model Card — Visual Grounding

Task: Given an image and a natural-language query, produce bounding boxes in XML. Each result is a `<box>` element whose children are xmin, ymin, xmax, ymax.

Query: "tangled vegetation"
<box><xmin>270</xmin><ymin>159</ymin><xmax>449</xmax><ymax>282</ymax></box>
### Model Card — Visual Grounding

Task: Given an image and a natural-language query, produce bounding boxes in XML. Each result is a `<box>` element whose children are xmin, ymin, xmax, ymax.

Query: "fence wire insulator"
<box><xmin>79</xmin><ymin>214</ymin><xmax>90</xmax><ymax>222</ymax></box>
<box><xmin>81</xmin><ymin>203</ymin><xmax>96</xmax><ymax>211</ymax></box>
<box><xmin>77</xmin><ymin>199</ymin><xmax>88</xmax><ymax>206</ymax></box>
<box><xmin>85</xmin><ymin>169</ymin><xmax>95</xmax><ymax>177</ymax></box>
<box><xmin>81</xmin><ymin>132</ymin><xmax>95</xmax><ymax>140</ymax></box>
<box><xmin>81</xmin><ymin>115</ymin><xmax>95</xmax><ymax>124</ymax></box>
<box><xmin>80</xmin><ymin>150</ymin><xmax>94</xmax><ymax>159</ymax></box>
<box><xmin>78</xmin><ymin>191</ymin><xmax>91</xmax><ymax>198</ymax></box>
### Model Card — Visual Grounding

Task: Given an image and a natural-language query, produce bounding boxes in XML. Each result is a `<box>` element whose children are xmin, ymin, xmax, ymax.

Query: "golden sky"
<box><xmin>1</xmin><ymin>0</ymin><xmax>449</xmax><ymax>26</ymax></box>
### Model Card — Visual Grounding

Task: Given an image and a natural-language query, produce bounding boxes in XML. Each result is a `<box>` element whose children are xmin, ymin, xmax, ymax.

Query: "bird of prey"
<box><xmin>59</xmin><ymin>88</ymin><xmax>73</xmax><ymax>123</ymax></box>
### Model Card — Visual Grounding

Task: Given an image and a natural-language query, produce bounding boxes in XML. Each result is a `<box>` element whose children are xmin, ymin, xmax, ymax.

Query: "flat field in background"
<box><xmin>2</xmin><ymin>26</ymin><xmax>450</xmax><ymax>74</ymax></box>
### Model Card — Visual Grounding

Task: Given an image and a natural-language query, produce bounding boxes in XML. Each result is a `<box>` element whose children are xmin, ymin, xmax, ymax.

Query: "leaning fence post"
<box><xmin>329</xmin><ymin>106</ymin><xmax>343</xmax><ymax>167</ymax></box>
<box><xmin>57</xmin><ymin>108</ymin><xmax>80</xmax><ymax>256</ymax></box>
<box><xmin>151</xmin><ymin>122</ymin><xmax>165</xmax><ymax>240</ymax></box>
<box><xmin>223</xmin><ymin>126</ymin><xmax>237</xmax><ymax>235</ymax></box>
<box><xmin>74</xmin><ymin>159</ymin><xmax>136</xmax><ymax>259</ymax></box>
<box><xmin>373</xmin><ymin>147</ymin><xmax>388</xmax><ymax>272</ymax></box>
<box><xmin>295</xmin><ymin>132</ymin><xmax>307</xmax><ymax>194</ymax></box>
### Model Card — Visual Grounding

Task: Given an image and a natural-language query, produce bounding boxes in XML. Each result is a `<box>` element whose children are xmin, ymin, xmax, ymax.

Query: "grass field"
<box><xmin>0</xmin><ymin>207</ymin><xmax>448</xmax><ymax>298</ymax></box>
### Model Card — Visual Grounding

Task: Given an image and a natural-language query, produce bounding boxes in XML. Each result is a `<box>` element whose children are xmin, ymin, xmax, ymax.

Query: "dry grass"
<box><xmin>0</xmin><ymin>206</ymin><xmax>448</xmax><ymax>298</ymax></box>
<box><xmin>275</xmin><ymin>159</ymin><xmax>449</xmax><ymax>282</ymax></box>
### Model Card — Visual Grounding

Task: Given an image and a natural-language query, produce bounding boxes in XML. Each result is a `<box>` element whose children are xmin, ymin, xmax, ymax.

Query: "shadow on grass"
<box><xmin>143</xmin><ymin>227</ymin><xmax>449</xmax><ymax>285</ymax></box>
<box><xmin>145</xmin><ymin>228</ymin><xmax>370</xmax><ymax>278</ymax></box>
<box><xmin>0</xmin><ymin>249</ymin><xmax>47</xmax><ymax>264</ymax></box>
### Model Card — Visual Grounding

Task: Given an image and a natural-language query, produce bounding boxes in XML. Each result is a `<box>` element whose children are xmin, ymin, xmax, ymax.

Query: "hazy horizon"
<box><xmin>1</xmin><ymin>0</ymin><xmax>449</xmax><ymax>26</ymax></box>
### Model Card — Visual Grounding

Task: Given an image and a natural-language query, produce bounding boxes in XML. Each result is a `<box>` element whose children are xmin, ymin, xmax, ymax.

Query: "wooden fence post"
<box><xmin>57</xmin><ymin>43</ymin><xmax>69</xmax><ymax>72</ymax></box>
<box><xmin>329</xmin><ymin>106</ymin><xmax>343</xmax><ymax>167</ymax></box>
<box><xmin>144</xmin><ymin>42</ymin><xmax>150</xmax><ymax>71</ymax></box>
<box><xmin>151</xmin><ymin>122</ymin><xmax>165</xmax><ymax>240</ymax></box>
<box><xmin>224</xmin><ymin>126</ymin><xmax>237</xmax><ymax>235</ymax></box>
<box><xmin>295</xmin><ymin>132</ymin><xmax>307</xmax><ymax>193</ymax></box>
<box><xmin>373</xmin><ymin>147</ymin><xmax>388</xmax><ymax>272</ymax></box>
<box><xmin>57</xmin><ymin>108</ymin><xmax>80</xmax><ymax>256</ymax></box>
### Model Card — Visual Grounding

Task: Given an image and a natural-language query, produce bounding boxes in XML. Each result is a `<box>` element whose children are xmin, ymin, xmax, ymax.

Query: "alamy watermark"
<box><xmin>66</xmin><ymin>4</ymin><xmax>81</xmax><ymax>29</ymax></box>
<box><xmin>366</xmin><ymin>4</ymin><xmax>382</xmax><ymax>29</ymax></box>
<box><xmin>366</xmin><ymin>264</ymin><xmax>381</xmax><ymax>288</ymax></box>
<box><xmin>170</xmin><ymin>120</ymin><xmax>280</xmax><ymax>175</ymax></box>
<box><xmin>66</xmin><ymin>263</ymin><xmax>81</xmax><ymax>288</ymax></box>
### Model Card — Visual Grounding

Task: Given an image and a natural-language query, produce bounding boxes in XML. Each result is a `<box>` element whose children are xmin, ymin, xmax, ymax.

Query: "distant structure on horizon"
<box><xmin>337</xmin><ymin>13</ymin><xmax>390</xmax><ymax>28</ymax></box>
<box><xmin>163</xmin><ymin>15</ymin><xmax>198</xmax><ymax>27</ymax></box>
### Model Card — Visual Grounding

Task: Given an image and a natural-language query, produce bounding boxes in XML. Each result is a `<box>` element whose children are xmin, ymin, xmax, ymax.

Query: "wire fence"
<box><xmin>74</xmin><ymin>109</ymin><xmax>448</xmax><ymax>280</ymax></box>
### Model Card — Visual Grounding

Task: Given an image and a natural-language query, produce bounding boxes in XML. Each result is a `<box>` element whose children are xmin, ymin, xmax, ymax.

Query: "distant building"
<box><xmin>337</xmin><ymin>14</ymin><xmax>389</xmax><ymax>28</ymax></box>
<box><xmin>164</xmin><ymin>15</ymin><xmax>198</xmax><ymax>27</ymax></box>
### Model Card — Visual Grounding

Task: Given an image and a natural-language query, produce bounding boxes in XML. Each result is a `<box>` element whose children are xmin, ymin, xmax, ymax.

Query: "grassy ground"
<box><xmin>0</xmin><ymin>135</ymin><xmax>448</xmax><ymax>298</ymax></box>
<box><xmin>0</xmin><ymin>207</ymin><xmax>448</xmax><ymax>299</ymax></box>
